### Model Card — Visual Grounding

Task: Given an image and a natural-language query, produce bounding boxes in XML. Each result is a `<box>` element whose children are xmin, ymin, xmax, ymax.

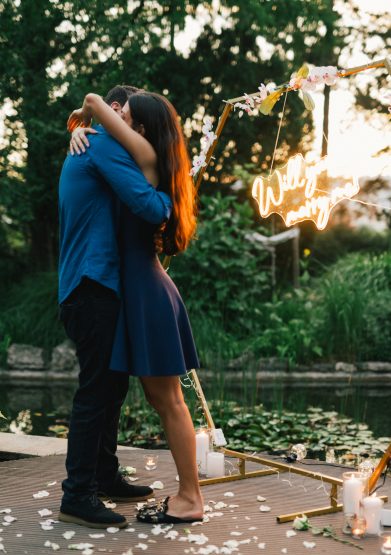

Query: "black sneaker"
<box><xmin>59</xmin><ymin>494</ymin><xmax>128</xmax><ymax>529</ymax></box>
<box><xmin>98</xmin><ymin>473</ymin><xmax>154</xmax><ymax>502</ymax></box>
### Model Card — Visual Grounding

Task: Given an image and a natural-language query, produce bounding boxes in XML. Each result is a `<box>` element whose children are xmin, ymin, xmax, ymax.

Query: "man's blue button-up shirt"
<box><xmin>58</xmin><ymin>125</ymin><xmax>172</xmax><ymax>303</ymax></box>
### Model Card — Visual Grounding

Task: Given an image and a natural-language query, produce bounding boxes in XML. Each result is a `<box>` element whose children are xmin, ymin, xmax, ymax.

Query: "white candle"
<box><xmin>343</xmin><ymin>474</ymin><xmax>364</xmax><ymax>515</ymax></box>
<box><xmin>206</xmin><ymin>451</ymin><xmax>225</xmax><ymax>478</ymax></box>
<box><xmin>195</xmin><ymin>430</ymin><xmax>210</xmax><ymax>474</ymax></box>
<box><xmin>362</xmin><ymin>494</ymin><xmax>383</xmax><ymax>535</ymax></box>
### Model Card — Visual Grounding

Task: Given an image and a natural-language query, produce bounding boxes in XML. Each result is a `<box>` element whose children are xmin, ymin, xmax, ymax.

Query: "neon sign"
<box><xmin>252</xmin><ymin>154</ymin><xmax>360</xmax><ymax>230</ymax></box>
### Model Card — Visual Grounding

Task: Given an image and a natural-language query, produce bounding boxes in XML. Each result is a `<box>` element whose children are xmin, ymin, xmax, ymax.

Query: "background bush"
<box><xmin>1</xmin><ymin>196</ymin><xmax>391</xmax><ymax>366</ymax></box>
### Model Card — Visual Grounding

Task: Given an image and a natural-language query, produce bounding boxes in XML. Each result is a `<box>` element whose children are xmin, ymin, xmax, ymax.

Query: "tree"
<box><xmin>0</xmin><ymin>0</ymin><xmax>387</xmax><ymax>273</ymax></box>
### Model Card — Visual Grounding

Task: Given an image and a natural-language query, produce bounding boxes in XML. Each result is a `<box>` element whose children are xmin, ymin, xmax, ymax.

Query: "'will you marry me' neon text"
<box><xmin>252</xmin><ymin>154</ymin><xmax>360</xmax><ymax>230</ymax></box>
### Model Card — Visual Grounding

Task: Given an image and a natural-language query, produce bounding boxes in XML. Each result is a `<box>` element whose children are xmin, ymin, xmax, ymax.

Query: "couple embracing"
<box><xmin>58</xmin><ymin>85</ymin><xmax>203</xmax><ymax>528</ymax></box>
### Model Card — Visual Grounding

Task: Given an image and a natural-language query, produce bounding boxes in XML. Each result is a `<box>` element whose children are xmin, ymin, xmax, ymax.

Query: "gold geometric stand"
<box><xmin>190</xmin><ymin>370</ymin><xmax>388</xmax><ymax>522</ymax></box>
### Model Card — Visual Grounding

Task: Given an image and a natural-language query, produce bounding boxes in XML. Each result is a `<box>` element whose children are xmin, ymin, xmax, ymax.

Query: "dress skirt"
<box><xmin>109</xmin><ymin>206</ymin><xmax>199</xmax><ymax>377</ymax></box>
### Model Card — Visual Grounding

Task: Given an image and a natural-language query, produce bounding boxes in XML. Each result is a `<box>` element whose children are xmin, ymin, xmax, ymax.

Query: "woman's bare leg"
<box><xmin>140</xmin><ymin>376</ymin><xmax>203</xmax><ymax>519</ymax></box>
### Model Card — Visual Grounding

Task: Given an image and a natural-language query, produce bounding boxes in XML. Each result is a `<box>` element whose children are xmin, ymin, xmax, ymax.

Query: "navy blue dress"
<box><xmin>110</xmin><ymin>203</ymin><xmax>199</xmax><ymax>377</ymax></box>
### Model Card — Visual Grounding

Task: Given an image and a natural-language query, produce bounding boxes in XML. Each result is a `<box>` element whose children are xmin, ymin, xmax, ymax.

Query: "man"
<box><xmin>58</xmin><ymin>85</ymin><xmax>171</xmax><ymax>529</ymax></box>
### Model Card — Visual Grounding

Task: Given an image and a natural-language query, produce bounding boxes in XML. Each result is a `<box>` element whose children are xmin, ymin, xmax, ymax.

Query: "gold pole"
<box><xmin>369</xmin><ymin>442</ymin><xmax>391</xmax><ymax>494</ymax></box>
<box><xmin>225</xmin><ymin>58</ymin><xmax>388</xmax><ymax>105</ymax></box>
<box><xmin>190</xmin><ymin>369</ymin><xmax>216</xmax><ymax>430</ymax></box>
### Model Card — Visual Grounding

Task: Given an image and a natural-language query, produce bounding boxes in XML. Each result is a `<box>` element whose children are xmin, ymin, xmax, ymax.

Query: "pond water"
<box><xmin>0</xmin><ymin>376</ymin><xmax>390</xmax><ymax>439</ymax></box>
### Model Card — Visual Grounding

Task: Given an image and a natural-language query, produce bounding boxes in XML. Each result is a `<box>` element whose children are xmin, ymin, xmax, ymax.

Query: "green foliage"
<box><xmin>117</xmin><ymin>398</ymin><xmax>389</xmax><ymax>462</ymax></box>
<box><xmin>0</xmin><ymin>272</ymin><xmax>65</xmax><ymax>351</ymax></box>
<box><xmin>316</xmin><ymin>252</ymin><xmax>391</xmax><ymax>361</ymax></box>
<box><xmin>309</xmin><ymin>225</ymin><xmax>391</xmax><ymax>270</ymax></box>
<box><xmin>2</xmin><ymin>0</ymin><xmax>376</xmax><ymax>271</ymax></box>
<box><xmin>171</xmin><ymin>194</ymin><xmax>270</xmax><ymax>336</ymax></box>
<box><xmin>248</xmin><ymin>289</ymin><xmax>323</xmax><ymax>364</ymax></box>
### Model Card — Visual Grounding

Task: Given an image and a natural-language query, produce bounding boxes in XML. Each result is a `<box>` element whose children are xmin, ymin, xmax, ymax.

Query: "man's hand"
<box><xmin>70</xmin><ymin>127</ymin><xmax>97</xmax><ymax>156</ymax></box>
<box><xmin>67</xmin><ymin>108</ymin><xmax>92</xmax><ymax>133</ymax></box>
<box><xmin>154</xmin><ymin>222</ymin><xmax>166</xmax><ymax>254</ymax></box>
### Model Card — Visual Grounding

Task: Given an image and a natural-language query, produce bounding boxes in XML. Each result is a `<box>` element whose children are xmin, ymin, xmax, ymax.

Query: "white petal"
<box><xmin>303</xmin><ymin>541</ymin><xmax>316</xmax><ymax>549</ymax></box>
<box><xmin>47</xmin><ymin>481</ymin><xmax>57</xmax><ymax>486</ymax></box>
<box><xmin>0</xmin><ymin>510</ymin><xmax>11</xmax><ymax>514</ymax></box>
<box><xmin>149</xmin><ymin>481</ymin><xmax>164</xmax><ymax>490</ymax></box>
<box><xmin>3</xmin><ymin>516</ymin><xmax>16</xmax><ymax>523</ymax></box>
<box><xmin>138</xmin><ymin>533</ymin><xmax>148</xmax><ymax>539</ymax></box>
<box><xmin>281</xmin><ymin>549</ymin><xmax>288</xmax><ymax>554</ymax></box>
<box><xmin>230</xmin><ymin>531</ymin><xmax>242</xmax><ymax>536</ymax></box>
<box><xmin>259</xmin><ymin>505</ymin><xmax>271</xmax><ymax>512</ymax></box>
<box><xmin>224</xmin><ymin>492</ymin><xmax>234</xmax><ymax>497</ymax></box>
<box><xmin>125</xmin><ymin>527</ymin><xmax>135</xmax><ymax>533</ymax></box>
<box><xmin>103</xmin><ymin>500</ymin><xmax>116</xmax><ymax>509</ymax></box>
<box><xmin>165</xmin><ymin>530</ymin><xmax>178</xmax><ymax>540</ymax></box>
<box><xmin>89</xmin><ymin>533</ymin><xmax>105</xmax><ymax>538</ymax></box>
<box><xmin>257</xmin><ymin>496</ymin><xmax>266</xmax><ymax>502</ymax></box>
<box><xmin>33</xmin><ymin>490</ymin><xmax>50</xmax><ymax>499</ymax></box>
<box><xmin>63</xmin><ymin>531</ymin><xmax>75</xmax><ymax>539</ymax></box>
<box><xmin>286</xmin><ymin>530</ymin><xmax>297</xmax><ymax>538</ymax></box>
<box><xmin>38</xmin><ymin>509</ymin><xmax>52</xmax><ymax>517</ymax></box>
<box><xmin>135</xmin><ymin>543</ymin><xmax>148</xmax><ymax>550</ymax></box>
<box><xmin>258</xmin><ymin>543</ymin><xmax>266</xmax><ymax>550</ymax></box>
<box><xmin>106</xmin><ymin>527</ymin><xmax>119</xmax><ymax>533</ymax></box>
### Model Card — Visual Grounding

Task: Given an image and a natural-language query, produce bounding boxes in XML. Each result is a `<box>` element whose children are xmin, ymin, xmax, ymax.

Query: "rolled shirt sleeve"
<box><xmin>89</xmin><ymin>133</ymin><xmax>172</xmax><ymax>224</ymax></box>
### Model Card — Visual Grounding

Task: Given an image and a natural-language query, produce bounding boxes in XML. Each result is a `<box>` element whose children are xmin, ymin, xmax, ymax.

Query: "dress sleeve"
<box><xmin>89</xmin><ymin>133</ymin><xmax>172</xmax><ymax>225</ymax></box>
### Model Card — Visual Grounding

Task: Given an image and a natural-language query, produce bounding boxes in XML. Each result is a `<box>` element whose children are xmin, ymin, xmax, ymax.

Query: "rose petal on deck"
<box><xmin>38</xmin><ymin>509</ymin><xmax>52</xmax><ymax>517</ymax></box>
<box><xmin>286</xmin><ymin>530</ymin><xmax>297</xmax><ymax>538</ymax></box>
<box><xmin>63</xmin><ymin>531</ymin><xmax>75</xmax><ymax>540</ymax></box>
<box><xmin>303</xmin><ymin>541</ymin><xmax>316</xmax><ymax>549</ymax></box>
<box><xmin>149</xmin><ymin>481</ymin><xmax>164</xmax><ymax>490</ymax></box>
<box><xmin>259</xmin><ymin>505</ymin><xmax>271</xmax><ymax>512</ymax></box>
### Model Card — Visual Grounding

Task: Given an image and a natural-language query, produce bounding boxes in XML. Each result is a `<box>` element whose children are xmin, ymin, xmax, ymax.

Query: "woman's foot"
<box><xmin>165</xmin><ymin>494</ymin><xmax>204</xmax><ymax>521</ymax></box>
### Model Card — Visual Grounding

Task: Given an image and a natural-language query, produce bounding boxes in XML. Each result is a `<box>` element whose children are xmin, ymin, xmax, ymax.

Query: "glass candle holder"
<box><xmin>380</xmin><ymin>532</ymin><xmax>391</xmax><ymax>555</ymax></box>
<box><xmin>144</xmin><ymin>454</ymin><xmax>158</xmax><ymax>470</ymax></box>
<box><xmin>342</xmin><ymin>512</ymin><xmax>355</xmax><ymax>535</ymax></box>
<box><xmin>290</xmin><ymin>444</ymin><xmax>307</xmax><ymax>462</ymax></box>
<box><xmin>342</xmin><ymin>471</ymin><xmax>369</xmax><ymax>516</ymax></box>
<box><xmin>351</xmin><ymin>515</ymin><xmax>366</xmax><ymax>539</ymax></box>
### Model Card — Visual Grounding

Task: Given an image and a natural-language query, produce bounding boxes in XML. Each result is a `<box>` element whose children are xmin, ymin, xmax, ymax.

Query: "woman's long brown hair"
<box><xmin>128</xmin><ymin>92</ymin><xmax>197</xmax><ymax>255</ymax></box>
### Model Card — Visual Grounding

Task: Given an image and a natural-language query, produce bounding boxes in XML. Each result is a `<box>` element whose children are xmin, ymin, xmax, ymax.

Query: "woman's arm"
<box><xmin>82</xmin><ymin>93</ymin><xmax>157</xmax><ymax>184</ymax></box>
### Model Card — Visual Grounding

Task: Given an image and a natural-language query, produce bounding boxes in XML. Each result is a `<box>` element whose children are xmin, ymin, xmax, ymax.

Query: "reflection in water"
<box><xmin>0</xmin><ymin>378</ymin><xmax>390</xmax><ymax>439</ymax></box>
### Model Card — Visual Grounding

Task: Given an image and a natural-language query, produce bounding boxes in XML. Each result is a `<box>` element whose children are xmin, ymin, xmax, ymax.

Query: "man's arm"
<box><xmin>89</xmin><ymin>133</ymin><xmax>171</xmax><ymax>225</ymax></box>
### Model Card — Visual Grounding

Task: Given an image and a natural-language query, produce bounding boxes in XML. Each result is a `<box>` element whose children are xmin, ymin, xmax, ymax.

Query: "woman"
<box><xmin>68</xmin><ymin>91</ymin><xmax>203</xmax><ymax>524</ymax></box>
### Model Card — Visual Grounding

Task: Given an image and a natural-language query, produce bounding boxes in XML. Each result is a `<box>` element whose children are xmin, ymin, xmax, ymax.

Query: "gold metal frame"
<box><xmin>191</xmin><ymin>369</ymin><xmax>388</xmax><ymax>522</ymax></box>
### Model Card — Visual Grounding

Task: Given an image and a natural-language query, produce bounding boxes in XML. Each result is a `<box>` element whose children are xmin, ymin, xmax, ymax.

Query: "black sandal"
<box><xmin>136</xmin><ymin>496</ymin><xmax>203</xmax><ymax>524</ymax></box>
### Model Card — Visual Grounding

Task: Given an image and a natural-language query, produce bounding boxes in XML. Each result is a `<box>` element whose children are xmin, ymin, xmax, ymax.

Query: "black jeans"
<box><xmin>60</xmin><ymin>278</ymin><xmax>129</xmax><ymax>503</ymax></box>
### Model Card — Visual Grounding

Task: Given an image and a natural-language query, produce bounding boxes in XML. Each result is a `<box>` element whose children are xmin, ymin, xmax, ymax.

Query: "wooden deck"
<box><xmin>0</xmin><ymin>449</ymin><xmax>389</xmax><ymax>554</ymax></box>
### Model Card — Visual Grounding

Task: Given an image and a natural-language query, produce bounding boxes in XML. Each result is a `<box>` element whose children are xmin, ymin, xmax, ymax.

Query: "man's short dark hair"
<box><xmin>104</xmin><ymin>85</ymin><xmax>142</xmax><ymax>106</ymax></box>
